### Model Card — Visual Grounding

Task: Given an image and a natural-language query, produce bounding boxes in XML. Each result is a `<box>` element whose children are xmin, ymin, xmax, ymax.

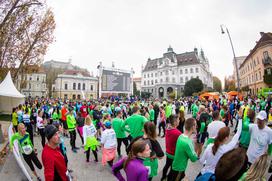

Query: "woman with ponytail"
<box><xmin>198</xmin><ymin>108</ymin><xmax>244</xmax><ymax>177</ymax></box>
<box><xmin>112</xmin><ymin>139</ymin><xmax>151</xmax><ymax>181</ymax></box>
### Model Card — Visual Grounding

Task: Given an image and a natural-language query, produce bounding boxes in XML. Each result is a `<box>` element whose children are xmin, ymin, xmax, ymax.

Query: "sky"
<box><xmin>45</xmin><ymin>0</ymin><xmax>272</xmax><ymax>83</ymax></box>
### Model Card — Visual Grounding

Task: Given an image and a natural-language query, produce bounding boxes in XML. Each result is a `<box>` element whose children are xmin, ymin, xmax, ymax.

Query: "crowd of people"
<box><xmin>9</xmin><ymin>95</ymin><xmax>272</xmax><ymax>181</ymax></box>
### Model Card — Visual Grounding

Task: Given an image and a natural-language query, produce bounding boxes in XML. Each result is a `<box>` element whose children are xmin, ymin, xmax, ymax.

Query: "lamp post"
<box><xmin>220</xmin><ymin>25</ymin><xmax>240</xmax><ymax>92</ymax></box>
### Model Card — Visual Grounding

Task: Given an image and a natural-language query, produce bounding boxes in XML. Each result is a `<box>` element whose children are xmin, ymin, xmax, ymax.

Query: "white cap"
<box><xmin>256</xmin><ymin>111</ymin><xmax>267</xmax><ymax>121</ymax></box>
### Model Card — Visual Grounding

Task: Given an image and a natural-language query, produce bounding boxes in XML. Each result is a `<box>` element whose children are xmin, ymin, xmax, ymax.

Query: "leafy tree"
<box><xmin>224</xmin><ymin>77</ymin><xmax>236</xmax><ymax>92</ymax></box>
<box><xmin>141</xmin><ymin>91</ymin><xmax>152</xmax><ymax>99</ymax></box>
<box><xmin>184</xmin><ymin>78</ymin><xmax>204</xmax><ymax>96</ymax></box>
<box><xmin>213</xmin><ymin>76</ymin><xmax>222</xmax><ymax>92</ymax></box>
<box><xmin>0</xmin><ymin>0</ymin><xmax>55</xmax><ymax>83</ymax></box>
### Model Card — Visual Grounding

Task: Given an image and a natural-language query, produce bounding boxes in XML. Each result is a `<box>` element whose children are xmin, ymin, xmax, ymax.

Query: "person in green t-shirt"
<box><xmin>149</xmin><ymin>104</ymin><xmax>155</xmax><ymax>123</ymax></box>
<box><xmin>165</xmin><ymin>102</ymin><xmax>172</xmax><ymax>123</ymax></box>
<box><xmin>192</xmin><ymin>102</ymin><xmax>199</xmax><ymax>119</ymax></box>
<box><xmin>239</xmin><ymin>108</ymin><xmax>255</xmax><ymax>149</ymax></box>
<box><xmin>67</xmin><ymin>108</ymin><xmax>78</xmax><ymax>152</ymax></box>
<box><xmin>168</xmin><ymin>118</ymin><xmax>198</xmax><ymax>181</ymax></box>
<box><xmin>10</xmin><ymin>123</ymin><xmax>42</xmax><ymax>180</ymax></box>
<box><xmin>112</xmin><ymin>109</ymin><xmax>130</xmax><ymax>157</ymax></box>
<box><xmin>123</xmin><ymin>106</ymin><xmax>148</xmax><ymax>139</ymax></box>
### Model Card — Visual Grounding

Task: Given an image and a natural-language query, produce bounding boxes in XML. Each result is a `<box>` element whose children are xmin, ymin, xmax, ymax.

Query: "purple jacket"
<box><xmin>112</xmin><ymin>157</ymin><xmax>148</xmax><ymax>181</ymax></box>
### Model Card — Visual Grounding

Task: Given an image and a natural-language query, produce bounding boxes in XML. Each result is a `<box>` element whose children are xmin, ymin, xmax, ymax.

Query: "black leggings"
<box><xmin>162</xmin><ymin>156</ymin><xmax>173</xmax><ymax>179</ymax></box>
<box><xmin>25</xmin><ymin>123</ymin><xmax>34</xmax><ymax>146</ymax></box>
<box><xmin>86</xmin><ymin>148</ymin><xmax>98</xmax><ymax>162</ymax></box>
<box><xmin>117</xmin><ymin>138</ymin><xmax>128</xmax><ymax>156</ymax></box>
<box><xmin>22</xmin><ymin>151</ymin><xmax>42</xmax><ymax>171</ymax></box>
<box><xmin>69</xmin><ymin>130</ymin><xmax>76</xmax><ymax>149</ymax></box>
<box><xmin>158</xmin><ymin>121</ymin><xmax>166</xmax><ymax>136</ymax></box>
<box><xmin>167</xmin><ymin>169</ymin><xmax>185</xmax><ymax>181</ymax></box>
<box><xmin>38</xmin><ymin>128</ymin><xmax>46</xmax><ymax>147</ymax></box>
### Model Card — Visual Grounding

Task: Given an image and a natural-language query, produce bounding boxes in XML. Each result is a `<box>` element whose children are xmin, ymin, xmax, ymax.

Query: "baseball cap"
<box><xmin>256</xmin><ymin>110</ymin><xmax>267</xmax><ymax>120</ymax></box>
<box><xmin>104</xmin><ymin>121</ymin><xmax>111</xmax><ymax>128</ymax></box>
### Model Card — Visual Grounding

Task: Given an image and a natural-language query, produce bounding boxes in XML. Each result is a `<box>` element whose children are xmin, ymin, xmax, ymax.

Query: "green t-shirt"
<box><xmin>260</xmin><ymin>100</ymin><xmax>266</xmax><ymax>110</ymax></box>
<box><xmin>172</xmin><ymin>134</ymin><xmax>198</xmax><ymax>172</ymax></box>
<box><xmin>10</xmin><ymin>132</ymin><xmax>33</xmax><ymax>154</ymax></box>
<box><xmin>149</xmin><ymin>109</ymin><xmax>155</xmax><ymax>121</ymax></box>
<box><xmin>67</xmin><ymin>114</ymin><xmax>76</xmax><ymax>131</ymax></box>
<box><xmin>192</xmin><ymin>105</ymin><xmax>199</xmax><ymax>118</ymax></box>
<box><xmin>12</xmin><ymin>112</ymin><xmax>18</xmax><ymax>126</ymax></box>
<box><xmin>199</xmin><ymin>122</ymin><xmax>206</xmax><ymax>134</ymax></box>
<box><xmin>112</xmin><ymin>118</ymin><xmax>129</xmax><ymax>138</ymax></box>
<box><xmin>165</xmin><ymin>104</ymin><xmax>172</xmax><ymax>118</ymax></box>
<box><xmin>239</xmin><ymin>117</ymin><xmax>251</xmax><ymax>148</ymax></box>
<box><xmin>52</xmin><ymin>112</ymin><xmax>59</xmax><ymax>121</ymax></box>
<box><xmin>124</xmin><ymin>114</ymin><xmax>147</xmax><ymax>138</ymax></box>
<box><xmin>220</xmin><ymin>109</ymin><xmax>225</xmax><ymax>120</ymax></box>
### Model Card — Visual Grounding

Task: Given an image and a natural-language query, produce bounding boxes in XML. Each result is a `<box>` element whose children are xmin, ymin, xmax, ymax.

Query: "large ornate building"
<box><xmin>239</xmin><ymin>32</ymin><xmax>272</xmax><ymax>95</ymax></box>
<box><xmin>53</xmin><ymin>70</ymin><xmax>98</xmax><ymax>99</ymax></box>
<box><xmin>141</xmin><ymin>46</ymin><xmax>213</xmax><ymax>98</ymax></box>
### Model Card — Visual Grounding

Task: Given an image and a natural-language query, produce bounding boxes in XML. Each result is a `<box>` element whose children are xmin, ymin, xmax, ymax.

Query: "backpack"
<box><xmin>195</xmin><ymin>172</ymin><xmax>216</xmax><ymax>181</ymax></box>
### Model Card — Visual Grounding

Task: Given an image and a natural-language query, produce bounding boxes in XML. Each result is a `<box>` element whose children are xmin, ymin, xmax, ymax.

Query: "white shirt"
<box><xmin>247</xmin><ymin>124</ymin><xmax>272</xmax><ymax>163</ymax></box>
<box><xmin>83</xmin><ymin>124</ymin><xmax>97</xmax><ymax>145</ymax></box>
<box><xmin>101</xmin><ymin>128</ymin><xmax>117</xmax><ymax>149</ymax></box>
<box><xmin>200</xmin><ymin>119</ymin><xmax>242</xmax><ymax>174</ymax></box>
<box><xmin>207</xmin><ymin>120</ymin><xmax>226</xmax><ymax>139</ymax></box>
<box><xmin>36</xmin><ymin>116</ymin><xmax>44</xmax><ymax>129</ymax></box>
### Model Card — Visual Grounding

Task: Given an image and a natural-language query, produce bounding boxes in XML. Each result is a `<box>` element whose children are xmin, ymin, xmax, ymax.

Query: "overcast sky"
<box><xmin>45</xmin><ymin>0</ymin><xmax>272</xmax><ymax>83</ymax></box>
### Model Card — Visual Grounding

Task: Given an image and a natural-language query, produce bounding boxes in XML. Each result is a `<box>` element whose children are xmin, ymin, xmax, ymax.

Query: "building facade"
<box><xmin>53</xmin><ymin>70</ymin><xmax>98</xmax><ymax>99</ymax></box>
<box><xmin>141</xmin><ymin>46</ymin><xmax>213</xmax><ymax>98</ymax></box>
<box><xmin>16</xmin><ymin>66</ymin><xmax>47</xmax><ymax>97</ymax></box>
<box><xmin>239</xmin><ymin>32</ymin><xmax>272</xmax><ymax>95</ymax></box>
<box><xmin>233</xmin><ymin>56</ymin><xmax>246</xmax><ymax>88</ymax></box>
<box><xmin>133</xmin><ymin>77</ymin><xmax>142</xmax><ymax>92</ymax></box>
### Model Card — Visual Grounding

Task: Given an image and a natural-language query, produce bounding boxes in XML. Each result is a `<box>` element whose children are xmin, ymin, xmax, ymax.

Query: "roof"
<box><xmin>143</xmin><ymin>51</ymin><xmax>200</xmax><ymax>71</ymax></box>
<box><xmin>240</xmin><ymin>32</ymin><xmax>272</xmax><ymax>68</ymax></box>
<box><xmin>62</xmin><ymin>70</ymin><xmax>91</xmax><ymax>77</ymax></box>
<box><xmin>0</xmin><ymin>71</ymin><xmax>25</xmax><ymax>98</ymax></box>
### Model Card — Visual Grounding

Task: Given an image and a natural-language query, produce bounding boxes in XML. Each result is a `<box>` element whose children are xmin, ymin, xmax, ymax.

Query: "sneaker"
<box><xmin>37</xmin><ymin>177</ymin><xmax>42</xmax><ymax>181</ymax></box>
<box><xmin>72</xmin><ymin>149</ymin><xmax>77</xmax><ymax>153</ymax></box>
<box><xmin>75</xmin><ymin>147</ymin><xmax>80</xmax><ymax>150</ymax></box>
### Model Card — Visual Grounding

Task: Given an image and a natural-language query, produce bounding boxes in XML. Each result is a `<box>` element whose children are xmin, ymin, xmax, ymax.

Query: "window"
<box><xmin>267</xmin><ymin>69</ymin><xmax>272</xmax><ymax>75</ymax></box>
<box><xmin>148</xmin><ymin>80</ymin><xmax>150</xmax><ymax>85</ymax></box>
<box><xmin>29</xmin><ymin>77</ymin><xmax>32</xmax><ymax>81</ymax></box>
<box><xmin>90</xmin><ymin>85</ymin><xmax>93</xmax><ymax>91</ymax></box>
<box><xmin>151</xmin><ymin>80</ymin><xmax>154</xmax><ymax>85</ymax></box>
<box><xmin>65</xmin><ymin>83</ymin><xmax>68</xmax><ymax>90</ymax></box>
<box><xmin>197</xmin><ymin>76</ymin><xmax>199</xmax><ymax>79</ymax></box>
<box><xmin>151</xmin><ymin>89</ymin><xmax>153</xmax><ymax>93</ymax></box>
<box><xmin>160</xmin><ymin>79</ymin><xmax>163</xmax><ymax>83</ymax></box>
<box><xmin>166</xmin><ymin>77</ymin><xmax>169</xmax><ymax>82</ymax></box>
<box><xmin>165</xmin><ymin>70</ymin><xmax>169</xmax><ymax>75</ymax></box>
<box><xmin>185</xmin><ymin>69</ymin><xmax>188</xmax><ymax>74</ymax></box>
<box><xmin>160</xmin><ymin>72</ymin><xmax>162</xmax><ymax>76</ymax></box>
<box><xmin>78</xmin><ymin>83</ymin><xmax>81</xmax><ymax>90</ymax></box>
<box><xmin>172</xmin><ymin>70</ymin><xmax>175</xmax><ymax>75</ymax></box>
<box><xmin>180</xmin><ymin>69</ymin><xmax>183</xmax><ymax>74</ymax></box>
<box><xmin>185</xmin><ymin>77</ymin><xmax>188</xmax><ymax>82</ymax></box>
<box><xmin>172</xmin><ymin>78</ymin><xmax>175</xmax><ymax>83</ymax></box>
<box><xmin>180</xmin><ymin>77</ymin><xmax>184</xmax><ymax>83</ymax></box>
<box><xmin>252</xmin><ymin>75</ymin><xmax>254</xmax><ymax>82</ymax></box>
<box><xmin>64</xmin><ymin>94</ymin><xmax>68</xmax><ymax>99</ymax></box>
<box><xmin>259</xmin><ymin>71</ymin><xmax>262</xmax><ymax>80</ymax></box>
<box><xmin>155</xmin><ymin>79</ymin><xmax>158</xmax><ymax>83</ymax></box>
<box><xmin>37</xmin><ymin>76</ymin><xmax>39</xmax><ymax>81</ymax></box>
<box><xmin>29</xmin><ymin>83</ymin><xmax>31</xmax><ymax>89</ymax></box>
<box><xmin>256</xmin><ymin>73</ymin><xmax>258</xmax><ymax>81</ymax></box>
<box><xmin>83</xmin><ymin>83</ymin><xmax>85</xmax><ymax>90</ymax></box>
<box><xmin>155</xmin><ymin>73</ymin><xmax>157</xmax><ymax>77</ymax></box>
<box><xmin>147</xmin><ymin>74</ymin><xmax>149</xmax><ymax>78</ymax></box>
<box><xmin>144</xmin><ymin>81</ymin><xmax>146</xmax><ymax>85</ymax></box>
<box><xmin>151</xmin><ymin>73</ymin><xmax>153</xmax><ymax>77</ymax></box>
<box><xmin>73</xmin><ymin>83</ymin><xmax>76</xmax><ymax>90</ymax></box>
<box><xmin>144</xmin><ymin>74</ymin><xmax>146</xmax><ymax>78</ymax></box>
<box><xmin>257</xmin><ymin>57</ymin><xmax>260</xmax><ymax>64</ymax></box>
<box><xmin>196</xmin><ymin>68</ymin><xmax>199</xmax><ymax>73</ymax></box>
<box><xmin>191</xmin><ymin>76</ymin><xmax>193</xmax><ymax>79</ymax></box>
<box><xmin>190</xmin><ymin>68</ymin><xmax>193</xmax><ymax>73</ymax></box>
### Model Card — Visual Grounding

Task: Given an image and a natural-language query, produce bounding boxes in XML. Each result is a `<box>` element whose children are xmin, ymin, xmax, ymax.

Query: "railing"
<box><xmin>8</xmin><ymin>124</ymin><xmax>33</xmax><ymax>181</ymax></box>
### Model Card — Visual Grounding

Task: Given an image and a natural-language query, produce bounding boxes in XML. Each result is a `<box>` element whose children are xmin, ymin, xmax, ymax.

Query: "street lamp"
<box><xmin>220</xmin><ymin>25</ymin><xmax>240</xmax><ymax>92</ymax></box>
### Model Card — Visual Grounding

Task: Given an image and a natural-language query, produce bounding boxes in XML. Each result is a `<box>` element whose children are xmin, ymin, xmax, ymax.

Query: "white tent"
<box><xmin>0</xmin><ymin>71</ymin><xmax>25</xmax><ymax>114</ymax></box>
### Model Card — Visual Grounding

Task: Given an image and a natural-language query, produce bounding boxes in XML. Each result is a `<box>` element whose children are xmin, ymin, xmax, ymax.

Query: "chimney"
<box><xmin>260</xmin><ymin>32</ymin><xmax>264</xmax><ymax>36</ymax></box>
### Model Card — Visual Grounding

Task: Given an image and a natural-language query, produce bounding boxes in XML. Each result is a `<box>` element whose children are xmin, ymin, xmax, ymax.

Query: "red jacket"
<box><xmin>165</xmin><ymin>128</ymin><xmax>181</xmax><ymax>156</ymax></box>
<box><xmin>80</xmin><ymin>105</ymin><xmax>88</xmax><ymax>118</ymax></box>
<box><xmin>42</xmin><ymin>144</ymin><xmax>68</xmax><ymax>181</ymax></box>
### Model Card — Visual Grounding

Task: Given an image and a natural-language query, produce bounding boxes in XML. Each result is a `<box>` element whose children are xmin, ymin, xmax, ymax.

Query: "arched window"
<box><xmin>73</xmin><ymin>83</ymin><xmax>76</xmax><ymax>90</ymax></box>
<box><xmin>83</xmin><ymin>83</ymin><xmax>85</xmax><ymax>90</ymax></box>
<box><xmin>78</xmin><ymin>83</ymin><xmax>81</xmax><ymax>90</ymax></box>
